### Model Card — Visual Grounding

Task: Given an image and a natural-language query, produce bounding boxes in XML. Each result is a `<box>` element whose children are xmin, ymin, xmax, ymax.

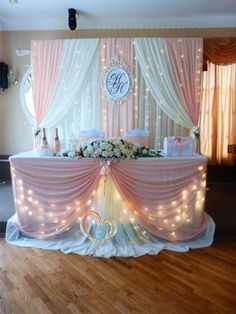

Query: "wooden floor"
<box><xmin>0</xmin><ymin>239</ymin><xmax>236</xmax><ymax>314</ymax></box>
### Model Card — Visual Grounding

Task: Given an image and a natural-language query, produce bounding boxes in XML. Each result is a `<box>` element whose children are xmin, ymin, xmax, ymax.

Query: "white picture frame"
<box><xmin>103</xmin><ymin>56</ymin><xmax>133</xmax><ymax>104</ymax></box>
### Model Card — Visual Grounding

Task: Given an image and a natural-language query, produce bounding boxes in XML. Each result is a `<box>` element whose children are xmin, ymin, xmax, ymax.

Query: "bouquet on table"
<box><xmin>59</xmin><ymin>138</ymin><xmax>163</xmax><ymax>160</ymax></box>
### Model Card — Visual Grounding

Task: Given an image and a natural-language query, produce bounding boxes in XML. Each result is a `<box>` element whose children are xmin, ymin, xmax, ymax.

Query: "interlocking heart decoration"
<box><xmin>80</xmin><ymin>211</ymin><xmax>117</xmax><ymax>243</ymax></box>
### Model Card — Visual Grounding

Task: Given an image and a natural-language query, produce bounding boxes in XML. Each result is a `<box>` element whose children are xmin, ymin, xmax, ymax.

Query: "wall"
<box><xmin>0</xmin><ymin>28</ymin><xmax>236</xmax><ymax>155</ymax></box>
<box><xmin>0</xmin><ymin>29</ymin><xmax>2</xmax><ymax>155</ymax></box>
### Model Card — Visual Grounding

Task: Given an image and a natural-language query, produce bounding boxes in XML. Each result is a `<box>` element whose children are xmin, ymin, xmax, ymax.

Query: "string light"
<box><xmin>175</xmin><ymin>216</ymin><xmax>181</xmax><ymax>222</ymax></box>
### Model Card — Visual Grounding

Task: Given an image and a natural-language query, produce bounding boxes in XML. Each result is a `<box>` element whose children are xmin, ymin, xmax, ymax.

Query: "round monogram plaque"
<box><xmin>103</xmin><ymin>56</ymin><xmax>133</xmax><ymax>104</ymax></box>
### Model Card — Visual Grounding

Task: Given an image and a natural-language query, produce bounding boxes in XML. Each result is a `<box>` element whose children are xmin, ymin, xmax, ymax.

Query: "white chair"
<box><xmin>125</xmin><ymin>129</ymin><xmax>150</xmax><ymax>147</ymax></box>
<box><xmin>80</xmin><ymin>129</ymin><xmax>105</xmax><ymax>143</ymax></box>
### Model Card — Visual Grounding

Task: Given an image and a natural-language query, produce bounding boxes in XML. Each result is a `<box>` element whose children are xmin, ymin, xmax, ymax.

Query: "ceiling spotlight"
<box><xmin>68</xmin><ymin>8</ymin><xmax>78</xmax><ymax>30</ymax></box>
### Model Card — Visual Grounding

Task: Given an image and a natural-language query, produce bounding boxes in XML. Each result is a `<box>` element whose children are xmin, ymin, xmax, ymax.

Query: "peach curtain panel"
<box><xmin>203</xmin><ymin>38</ymin><xmax>236</xmax><ymax>66</ymax></box>
<box><xmin>165</xmin><ymin>38</ymin><xmax>202</xmax><ymax>126</ymax></box>
<box><xmin>200</xmin><ymin>62</ymin><xmax>236</xmax><ymax>165</ymax></box>
<box><xmin>31</xmin><ymin>40</ymin><xmax>63</xmax><ymax>127</ymax></box>
<box><xmin>100</xmin><ymin>38</ymin><xmax>134</xmax><ymax>138</ymax></box>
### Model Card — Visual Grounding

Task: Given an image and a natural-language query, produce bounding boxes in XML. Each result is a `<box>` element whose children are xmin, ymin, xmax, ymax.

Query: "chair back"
<box><xmin>80</xmin><ymin>129</ymin><xmax>105</xmax><ymax>143</ymax></box>
<box><xmin>125</xmin><ymin>129</ymin><xmax>150</xmax><ymax>147</ymax></box>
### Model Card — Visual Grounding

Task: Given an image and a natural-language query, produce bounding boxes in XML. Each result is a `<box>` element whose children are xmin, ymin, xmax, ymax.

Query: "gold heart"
<box><xmin>80</xmin><ymin>211</ymin><xmax>117</xmax><ymax>243</ymax></box>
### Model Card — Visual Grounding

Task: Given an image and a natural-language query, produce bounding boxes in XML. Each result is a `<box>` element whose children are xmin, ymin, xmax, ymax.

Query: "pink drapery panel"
<box><xmin>110</xmin><ymin>157</ymin><xmax>208</xmax><ymax>241</ymax></box>
<box><xmin>165</xmin><ymin>38</ymin><xmax>203</xmax><ymax>126</ymax></box>
<box><xmin>100</xmin><ymin>38</ymin><xmax>134</xmax><ymax>138</ymax></box>
<box><xmin>10</xmin><ymin>155</ymin><xmax>208</xmax><ymax>242</ymax></box>
<box><xmin>31</xmin><ymin>40</ymin><xmax>63</xmax><ymax>127</ymax></box>
<box><xmin>10</xmin><ymin>156</ymin><xmax>102</xmax><ymax>237</ymax></box>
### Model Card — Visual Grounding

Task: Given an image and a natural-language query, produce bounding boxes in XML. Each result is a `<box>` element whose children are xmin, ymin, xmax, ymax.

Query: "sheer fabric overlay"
<box><xmin>28</xmin><ymin>38</ymin><xmax>193</xmax><ymax>150</ymax></box>
<box><xmin>6</xmin><ymin>153</ymin><xmax>215</xmax><ymax>257</ymax></box>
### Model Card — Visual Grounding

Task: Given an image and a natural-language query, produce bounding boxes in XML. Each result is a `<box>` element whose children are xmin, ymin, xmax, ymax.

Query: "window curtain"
<box><xmin>134</xmin><ymin>38</ymin><xmax>203</xmax><ymax>130</ymax></box>
<box><xmin>203</xmin><ymin>38</ymin><xmax>236</xmax><ymax>67</ymax></box>
<box><xmin>200</xmin><ymin>62</ymin><xmax>236</xmax><ymax>166</ymax></box>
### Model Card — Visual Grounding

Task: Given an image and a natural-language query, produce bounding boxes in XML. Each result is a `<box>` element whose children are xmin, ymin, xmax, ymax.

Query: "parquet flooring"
<box><xmin>0</xmin><ymin>239</ymin><xmax>236</xmax><ymax>314</ymax></box>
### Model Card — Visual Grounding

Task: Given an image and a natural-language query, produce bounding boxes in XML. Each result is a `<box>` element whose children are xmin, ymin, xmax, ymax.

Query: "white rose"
<box><xmin>106</xmin><ymin>143</ymin><xmax>113</xmax><ymax>151</ymax></box>
<box><xmin>114</xmin><ymin>150</ymin><xmax>121</xmax><ymax>158</ymax></box>
<box><xmin>142</xmin><ymin>149</ymin><xmax>148</xmax><ymax>155</ymax></box>
<box><xmin>114</xmin><ymin>140</ymin><xmax>122</xmax><ymax>146</ymax></box>
<box><xmin>87</xmin><ymin>145</ymin><xmax>94</xmax><ymax>153</ymax></box>
<box><xmin>108</xmin><ymin>151</ymin><xmax>114</xmax><ymax>157</ymax></box>
<box><xmin>100</xmin><ymin>142</ymin><xmax>106</xmax><ymax>150</ymax></box>
<box><xmin>95</xmin><ymin>149</ymin><xmax>102</xmax><ymax>157</ymax></box>
<box><xmin>68</xmin><ymin>151</ymin><xmax>76</xmax><ymax>158</ymax></box>
<box><xmin>83</xmin><ymin>150</ymin><xmax>91</xmax><ymax>157</ymax></box>
<box><xmin>102</xmin><ymin>151</ymin><xmax>109</xmax><ymax>158</ymax></box>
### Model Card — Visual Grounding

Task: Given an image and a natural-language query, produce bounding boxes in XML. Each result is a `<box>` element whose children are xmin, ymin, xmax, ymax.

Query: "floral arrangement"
<box><xmin>60</xmin><ymin>138</ymin><xmax>163</xmax><ymax>160</ymax></box>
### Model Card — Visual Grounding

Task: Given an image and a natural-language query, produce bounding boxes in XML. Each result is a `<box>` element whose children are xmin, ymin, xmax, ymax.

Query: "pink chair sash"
<box><xmin>80</xmin><ymin>136</ymin><xmax>104</xmax><ymax>143</ymax></box>
<box><xmin>126</xmin><ymin>136</ymin><xmax>150</xmax><ymax>147</ymax></box>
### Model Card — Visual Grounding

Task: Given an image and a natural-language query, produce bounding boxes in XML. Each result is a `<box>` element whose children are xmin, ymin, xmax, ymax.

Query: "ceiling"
<box><xmin>0</xmin><ymin>0</ymin><xmax>236</xmax><ymax>31</ymax></box>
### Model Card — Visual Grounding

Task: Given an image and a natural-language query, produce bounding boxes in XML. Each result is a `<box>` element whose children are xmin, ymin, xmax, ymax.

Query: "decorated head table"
<box><xmin>6</xmin><ymin>139</ymin><xmax>215</xmax><ymax>257</ymax></box>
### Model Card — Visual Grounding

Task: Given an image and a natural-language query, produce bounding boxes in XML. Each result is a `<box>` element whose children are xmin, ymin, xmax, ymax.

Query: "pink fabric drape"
<box><xmin>165</xmin><ymin>38</ymin><xmax>202</xmax><ymax>126</ymax></box>
<box><xmin>110</xmin><ymin>157</ymin><xmax>208</xmax><ymax>241</ymax></box>
<box><xmin>31</xmin><ymin>40</ymin><xmax>63</xmax><ymax>127</ymax></box>
<box><xmin>100</xmin><ymin>38</ymin><xmax>134</xmax><ymax>138</ymax></box>
<box><xmin>10</xmin><ymin>156</ymin><xmax>102</xmax><ymax>237</ymax></box>
<box><xmin>10</xmin><ymin>155</ymin><xmax>209</xmax><ymax>242</ymax></box>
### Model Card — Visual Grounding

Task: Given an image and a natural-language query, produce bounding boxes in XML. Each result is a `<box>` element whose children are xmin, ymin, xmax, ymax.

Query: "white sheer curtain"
<box><xmin>40</xmin><ymin>39</ymin><xmax>99</xmax><ymax>128</ymax></box>
<box><xmin>53</xmin><ymin>52</ymin><xmax>188</xmax><ymax>150</ymax></box>
<box><xmin>54</xmin><ymin>52</ymin><xmax>101</xmax><ymax>149</ymax></box>
<box><xmin>134</xmin><ymin>38</ymin><xmax>196</xmax><ymax>129</ymax></box>
<box><xmin>134</xmin><ymin>59</ymin><xmax>189</xmax><ymax>148</ymax></box>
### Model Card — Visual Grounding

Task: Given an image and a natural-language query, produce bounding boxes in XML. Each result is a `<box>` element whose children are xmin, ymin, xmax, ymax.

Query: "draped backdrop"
<box><xmin>29</xmin><ymin>38</ymin><xmax>203</xmax><ymax>149</ymax></box>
